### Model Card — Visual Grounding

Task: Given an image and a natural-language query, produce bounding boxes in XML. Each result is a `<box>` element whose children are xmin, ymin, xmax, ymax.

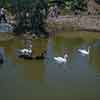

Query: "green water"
<box><xmin>0</xmin><ymin>35</ymin><xmax>100</xmax><ymax>100</ymax></box>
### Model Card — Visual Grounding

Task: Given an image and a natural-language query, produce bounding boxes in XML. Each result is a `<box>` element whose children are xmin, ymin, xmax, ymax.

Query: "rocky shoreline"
<box><xmin>46</xmin><ymin>15</ymin><xmax>100</xmax><ymax>33</ymax></box>
<box><xmin>1</xmin><ymin>15</ymin><xmax>100</xmax><ymax>41</ymax></box>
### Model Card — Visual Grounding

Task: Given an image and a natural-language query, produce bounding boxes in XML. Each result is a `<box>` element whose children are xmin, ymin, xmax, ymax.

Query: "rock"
<box><xmin>0</xmin><ymin>23</ymin><xmax>14</xmax><ymax>32</ymax></box>
<box><xmin>32</xmin><ymin>34</ymin><xmax>38</xmax><ymax>39</ymax></box>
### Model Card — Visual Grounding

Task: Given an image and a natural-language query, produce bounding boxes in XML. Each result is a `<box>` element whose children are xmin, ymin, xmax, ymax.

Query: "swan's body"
<box><xmin>20</xmin><ymin>48</ymin><xmax>32</xmax><ymax>54</ymax></box>
<box><xmin>78</xmin><ymin>47</ymin><xmax>90</xmax><ymax>55</ymax></box>
<box><xmin>54</xmin><ymin>54</ymin><xmax>68</xmax><ymax>63</ymax></box>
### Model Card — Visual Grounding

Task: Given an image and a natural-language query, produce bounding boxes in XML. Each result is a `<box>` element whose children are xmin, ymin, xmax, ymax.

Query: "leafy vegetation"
<box><xmin>64</xmin><ymin>0</ymin><xmax>87</xmax><ymax>12</ymax></box>
<box><xmin>0</xmin><ymin>0</ymin><xmax>11</xmax><ymax>8</ymax></box>
<box><xmin>13</xmin><ymin>0</ymin><xmax>48</xmax><ymax>37</ymax></box>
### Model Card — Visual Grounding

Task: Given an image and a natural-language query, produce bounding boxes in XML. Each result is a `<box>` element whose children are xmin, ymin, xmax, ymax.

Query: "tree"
<box><xmin>0</xmin><ymin>0</ymin><xmax>11</xmax><ymax>8</ymax></box>
<box><xmin>13</xmin><ymin>0</ymin><xmax>49</xmax><ymax>37</ymax></box>
<box><xmin>64</xmin><ymin>0</ymin><xmax>87</xmax><ymax>13</ymax></box>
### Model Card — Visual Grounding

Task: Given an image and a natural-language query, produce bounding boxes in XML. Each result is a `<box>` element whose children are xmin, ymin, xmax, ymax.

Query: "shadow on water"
<box><xmin>0</xmin><ymin>48</ymin><xmax>5</xmax><ymax>66</ymax></box>
<box><xmin>0</xmin><ymin>34</ymin><xmax>99</xmax><ymax>99</ymax></box>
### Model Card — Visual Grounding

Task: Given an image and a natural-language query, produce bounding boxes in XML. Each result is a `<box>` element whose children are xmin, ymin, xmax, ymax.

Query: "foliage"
<box><xmin>64</xmin><ymin>0</ymin><xmax>87</xmax><ymax>12</ymax></box>
<box><xmin>0</xmin><ymin>0</ymin><xmax>11</xmax><ymax>8</ymax></box>
<box><xmin>12</xmin><ymin>0</ymin><xmax>49</xmax><ymax>36</ymax></box>
<box><xmin>95</xmin><ymin>0</ymin><xmax>100</xmax><ymax>4</ymax></box>
<box><xmin>48</xmin><ymin>0</ymin><xmax>87</xmax><ymax>15</ymax></box>
<box><xmin>0</xmin><ymin>0</ymin><xmax>49</xmax><ymax>37</ymax></box>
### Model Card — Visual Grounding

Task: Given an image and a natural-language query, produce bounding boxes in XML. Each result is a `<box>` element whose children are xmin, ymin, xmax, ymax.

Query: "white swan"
<box><xmin>78</xmin><ymin>47</ymin><xmax>90</xmax><ymax>55</ymax></box>
<box><xmin>54</xmin><ymin>54</ymin><xmax>68</xmax><ymax>63</ymax></box>
<box><xmin>20</xmin><ymin>48</ymin><xmax>32</xmax><ymax>54</ymax></box>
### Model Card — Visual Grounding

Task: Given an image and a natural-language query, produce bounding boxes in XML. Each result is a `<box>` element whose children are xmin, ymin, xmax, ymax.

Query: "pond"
<box><xmin>0</xmin><ymin>33</ymin><xmax>100</xmax><ymax>100</ymax></box>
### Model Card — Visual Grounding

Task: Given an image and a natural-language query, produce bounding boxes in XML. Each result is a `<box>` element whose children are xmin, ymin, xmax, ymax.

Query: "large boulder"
<box><xmin>0</xmin><ymin>23</ymin><xmax>14</xmax><ymax>33</ymax></box>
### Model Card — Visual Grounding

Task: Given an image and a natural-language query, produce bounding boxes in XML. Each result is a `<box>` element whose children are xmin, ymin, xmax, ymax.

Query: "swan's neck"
<box><xmin>87</xmin><ymin>47</ymin><xmax>90</xmax><ymax>53</ymax></box>
<box><xmin>64</xmin><ymin>54</ymin><xmax>68</xmax><ymax>59</ymax></box>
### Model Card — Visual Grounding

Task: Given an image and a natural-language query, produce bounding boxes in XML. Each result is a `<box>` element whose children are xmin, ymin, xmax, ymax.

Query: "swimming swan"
<box><xmin>20</xmin><ymin>48</ymin><xmax>32</xmax><ymax>54</ymax></box>
<box><xmin>78</xmin><ymin>47</ymin><xmax>90</xmax><ymax>55</ymax></box>
<box><xmin>54</xmin><ymin>54</ymin><xmax>68</xmax><ymax>63</ymax></box>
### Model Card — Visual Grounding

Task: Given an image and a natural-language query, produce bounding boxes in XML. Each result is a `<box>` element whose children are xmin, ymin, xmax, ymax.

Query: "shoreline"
<box><xmin>0</xmin><ymin>30</ymin><xmax>100</xmax><ymax>42</ymax></box>
<box><xmin>0</xmin><ymin>32</ymin><xmax>15</xmax><ymax>41</ymax></box>
<box><xmin>51</xmin><ymin>31</ymin><xmax>100</xmax><ymax>39</ymax></box>
<box><xmin>47</xmin><ymin>15</ymin><xmax>100</xmax><ymax>33</ymax></box>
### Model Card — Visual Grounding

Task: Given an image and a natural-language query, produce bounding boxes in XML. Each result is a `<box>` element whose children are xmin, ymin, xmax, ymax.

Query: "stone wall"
<box><xmin>87</xmin><ymin>0</ymin><xmax>100</xmax><ymax>14</ymax></box>
<box><xmin>46</xmin><ymin>15</ymin><xmax>100</xmax><ymax>33</ymax></box>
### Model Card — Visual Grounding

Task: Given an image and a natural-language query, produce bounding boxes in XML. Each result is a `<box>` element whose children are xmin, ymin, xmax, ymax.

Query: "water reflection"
<box><xmin>45</xmin><ymin>38</ymin><xmax>97</xmax><ymax>87</ymax></box>
<box><xmin>90</xmin><ymin>48</ymin><xmax>100</xmax><ymax>73</ymax></box>
<box><xmin>0</xmin><ymin>36</ymin><xmax>99</xmax><ymax>99</ymax></box>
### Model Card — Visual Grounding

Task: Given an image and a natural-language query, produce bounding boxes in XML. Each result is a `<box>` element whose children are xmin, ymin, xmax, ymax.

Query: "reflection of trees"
<box><xmin>32</xmin><ymin>39</ymin><xmax>48</xmax><ymax>56</ymax></box>
<box><xmin>90</xmin><ymin>48</ymin><xmax>100</xmax><ymax>73</ymax></box>
<box><xmin>0</xmin><ymin>39</ymin><xmax>24</xmax><ymax>60</ymax></box>
<box><xmin>13</xmin><ymin>0</ymin><xmax>48</xmax><ymax>36</ymax></box>
<box><xmin>3</xmin><ymin>39</ymin><xmax>48</xmax><ymax>80</ymax></box>
<box><xmin>0</xmin><ymin>39</ymin><xmax>23</xmax><ymax>48</ymax></box>
<box><xmin>16</xmin><ymin>60</ymin><xmax>45</xmax><ymax>80</ymax></box>
<box><xmin>0</xmin><ymin>39</ymin><xmax>14</xmax><ymax>48</ymax></box>
<box><xmin>4</xmin><ymin>47</ymin><xmax>13</xmax><ymax>57</ymax></box>
<box><xmin>15</xmin><ymin>39</ymin><xmax>48</xmax><ymax>80</ymax></box>
<box><xmin>53</xmin><ymin>37</ymin><xmax>84</xmax><ymax>55</ymax></box>
<box><xmin>2</xmin><ymin>38</ymin><xmax>48</xmax><ymax>59</ymax></box>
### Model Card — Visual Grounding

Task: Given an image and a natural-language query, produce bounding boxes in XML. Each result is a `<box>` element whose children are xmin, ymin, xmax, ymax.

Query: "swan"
<box><xmin>78</xmin><ymin>47</ymin><xmax>90</xmax><ymax>55</ymax></box>
<box><xmin>20</xmin><ymin>48</ymin><xmax>32</xmax><ymax>54</ymax></box>
<box><xmin>54</xmin><ymin>54</ymin><xmax>68</xmax><ymax>63</ymax></box>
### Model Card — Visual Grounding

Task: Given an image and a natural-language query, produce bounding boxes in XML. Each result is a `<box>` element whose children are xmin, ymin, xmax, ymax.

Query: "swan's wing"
<box><xmin>78</xmin><ymin>49</ymin><xmax>88</xmax><ymax>53</ymax></box>
<box><xmin>20</xmin><ymin>49</ymin><xmax>24</xmax><ymax>52</ymax></box>
<box><xmin>54</xmin><ymin>57</ymin><xmax>59</xmax><ymax>60</ymax></box>
<box><xmin>21</xmin><ymin>49</ymin><xmax>28</xmax><ymax>52</ymax></box>
<box><xmin>54</xmin><ymin>57</ymin><xmax>62</xmax><ymax>60</ymax></box>
<box><xmin>78</xmin><ymin>49</ymin><xmax>84</xmax><ymax>52</ymax></box>
<box><xmin>54</xmin><ymin>57</ymin><xmax>66</xmax><ymax>62</ymax></box>
<box><xmin>28</xmin><ymin>50</ymin><xmax>32</xmax><ymax>53</ymax></box>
